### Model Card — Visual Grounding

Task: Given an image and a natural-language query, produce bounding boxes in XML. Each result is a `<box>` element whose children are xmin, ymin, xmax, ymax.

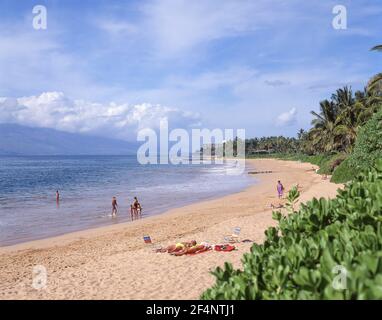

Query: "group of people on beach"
<box><xmin>112</xmin><ymin>196</ymin><xmax>142</xmax><ymax>220</ymax></box>
<box><xmin>56</xmin><ymin>180</ymin><xmax>285</xmax><ymax>223</ymax></box>
<box><xmin>55</xmin><ymin>190</ymin><xmax>142</xmax><ymax>220</ymax></box>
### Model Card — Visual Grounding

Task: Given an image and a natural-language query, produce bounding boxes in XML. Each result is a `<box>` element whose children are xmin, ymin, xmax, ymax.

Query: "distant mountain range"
<box><xmin>0</xmin><ymin>123</ymin><xmax>138</xmax><ymax>155</ymax></box>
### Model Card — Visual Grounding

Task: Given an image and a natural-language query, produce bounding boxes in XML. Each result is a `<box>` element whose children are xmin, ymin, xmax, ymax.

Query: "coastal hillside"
<box><xmin>0</xmin><ymin>123</ymin><xmax>138</xmax><ymax>155</ymax></box>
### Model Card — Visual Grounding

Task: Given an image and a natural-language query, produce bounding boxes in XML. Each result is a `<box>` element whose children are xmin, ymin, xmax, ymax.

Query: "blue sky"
<box><xmin>0</xmin><ymin>0</ymin><xmax>381</xmax><ymax>140</ymax></box>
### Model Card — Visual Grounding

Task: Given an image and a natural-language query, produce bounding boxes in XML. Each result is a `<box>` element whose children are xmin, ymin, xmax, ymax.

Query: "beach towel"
<box><xmin>214</xmin><ymin>244</ymin><xmax>236</xmax><ymax>252</ymax></box>
<box><xmin>224</xmin><ymin>226</ymin><xmax>241</xmax><ymax>243</ymax></box>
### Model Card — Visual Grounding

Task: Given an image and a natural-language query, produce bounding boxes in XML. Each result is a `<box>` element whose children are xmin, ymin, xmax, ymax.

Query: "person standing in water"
<box><xmin>277</xmin><ymin>181</ymin><xmax>284</xmax><ymax>199</ymax></box>
<box><xmin>133</xmin><ymin>197</ymin><xmax>142</xmax><ymax>218</ymax></box>
<box><xmin>56</xmin><ymin>190</ymin><xmax>60</xmax><ymax>206</ymax></box>
<box><xmin>130</xmin><ymin>204</ymin><xmax>136</xmax><ymax>220</ymax></box>
<box><xmin>112</xmin><ymin>197</ymin><xmax>118</xmax><ymax>216</ymax></box>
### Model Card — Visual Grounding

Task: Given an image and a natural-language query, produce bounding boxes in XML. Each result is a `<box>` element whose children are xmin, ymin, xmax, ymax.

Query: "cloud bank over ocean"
<box><xmin>0</xmin><ymin>1</ymin><xmax>381</xmax><ymax>137</ymax></box>
<box><xmin>0</xmin><ymin>92</ymin><xmax>201</xmax><ymax>141</ymax></box>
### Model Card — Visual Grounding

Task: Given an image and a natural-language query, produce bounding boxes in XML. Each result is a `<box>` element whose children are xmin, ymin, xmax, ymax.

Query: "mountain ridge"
<box><xmin>0</xmin><ymin>123</ymin><xmax>138</xmax><ymax>155</ymax></box>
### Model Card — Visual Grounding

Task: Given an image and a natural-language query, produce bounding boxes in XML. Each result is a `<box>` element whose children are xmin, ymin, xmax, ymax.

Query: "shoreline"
<box><xmin>0</xmin><ymin>160</ymin><xmax>256</xmax><ymax>251</ymax></box>
<box><xmin>0</xmin><ymin>159</ymin><xmax>343</xmax><ymax>299</ymax></box>
<box><xmin>0</xmin><ymin>158</ymin><xmax>253</xmax><ymax>248</ymax></box>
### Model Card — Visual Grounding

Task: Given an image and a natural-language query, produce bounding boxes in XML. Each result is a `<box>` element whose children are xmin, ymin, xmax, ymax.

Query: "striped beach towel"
<box><xmin>143</xmin><ymin>235</ymin><xmax>152</xmax><ymax>244</ymax></box>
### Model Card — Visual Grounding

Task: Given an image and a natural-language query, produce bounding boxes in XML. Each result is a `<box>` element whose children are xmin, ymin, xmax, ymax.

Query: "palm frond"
<box><xmin>371</xmin><ymin>45</ymin><xmax>382</xmax><ymax>52</ymax></box>
<box><xmin>367</xmin><ymin>73</ymin><xmax>382</xmax><ymax>91</ymax></box>
<box><xmin>310</xmin><ymin>111</ymin><xmax>324</xmax><ymax>122</ymax></box>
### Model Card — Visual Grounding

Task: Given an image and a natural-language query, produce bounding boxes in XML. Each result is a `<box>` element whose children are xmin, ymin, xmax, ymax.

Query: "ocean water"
<box><xmin>0</xmin><ymin>156</ymin><xmax>254</xmax><ymax>246</ymax></box>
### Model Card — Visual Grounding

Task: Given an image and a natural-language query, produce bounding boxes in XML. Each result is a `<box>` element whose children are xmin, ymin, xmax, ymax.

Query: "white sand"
<box><xmin>0</xmin><ymin>159</ymin><xmax>342</xmax><ymax>300</ymax></box>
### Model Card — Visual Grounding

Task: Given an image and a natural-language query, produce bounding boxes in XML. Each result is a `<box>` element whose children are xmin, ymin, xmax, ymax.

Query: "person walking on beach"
<box><xmin>112</xmin><ymin>197</ymin><xmax>118</xmax><ymax>216</ymax></box>
<box><xmin>277</xmin><ymin>181</ymin><xmax>284</xmax><ymax>199</ymax></box>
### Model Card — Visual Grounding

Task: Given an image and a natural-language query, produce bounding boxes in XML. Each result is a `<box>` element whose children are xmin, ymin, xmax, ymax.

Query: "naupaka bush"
<box><xmin>202</xmin><ymin>159</ymin><xmax>382</xmax><ymax>300</ymax></box>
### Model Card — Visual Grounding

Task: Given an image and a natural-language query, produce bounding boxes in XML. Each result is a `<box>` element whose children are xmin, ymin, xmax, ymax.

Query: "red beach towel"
<box><xmin>214</xmin><ymin>244</ymin><xmax>235</xmax><ymax>252</ymax></box>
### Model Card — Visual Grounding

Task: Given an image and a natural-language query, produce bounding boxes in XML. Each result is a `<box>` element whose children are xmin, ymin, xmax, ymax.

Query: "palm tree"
<box><xmin>367</xmin><ymin>45</ymin><xmax>382</xmax><ymax>93</ymax></box>
<box><xmin>331</xmin><ymin>87</ymin><xmax>354</xmax><ymax>111</ymax></box>
<box><xmin>330</xmin><ymin>87</ymin><xmax>359</xmax><ymax>152</ymax></box>
<box><xmin>297</xmin><ymin>129</ymin><xmax>305</xmax><ymax>140</ymax></box>
<box><xmin>297</xmin><ymin>129</ymin><xmax>312</xmax><ymax>153</ymax></box>
<box><xmin>309</xmin><ymin>100</ymin><xmax>339</xmax><ymax>153</ymax></box>
<box><xmin>367</xmin><ymin>73</ymin><xmax>382</xmax><ymax>93</ymax></box>
<box><xmin>334</xmin><ymin>110</ymin><xmax>359</xmax><ymax>153</ymax></box>
<box><xmin>354</xmin><ymin>88</ymin><xmax>381</xmax><ymax>124</ymax></box>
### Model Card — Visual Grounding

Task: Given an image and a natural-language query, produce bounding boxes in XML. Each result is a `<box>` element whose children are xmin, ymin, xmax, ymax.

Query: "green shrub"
<box><xmin>267</xmin><ymin>153</ymin><xmax>346</xmax><ymax>176</ymax></box>
<box><xmin>317</xmin><ymin>153</ymin><xmax>346</xmax><ymax>175</ymax></box>
<box><xmin>248</xmin><ymin>153</ymin><xmax>341</xmax><ymax>175</ymax></box>
<box><xmin>202</xmin><ymin>160</ymin><xmax>382</xmax><ymax>300</ymax></box>
<box><xmin>348</xmin><ymin>110</ymin><xmax>382</xmax><ymax>170</ymax></box>
<box><xmin>331</xmin><ymin>158</ymin><xmax>354</xmax><ymax>183</ymax></box>
<box><xmin>331</xmin><ymin>111</ymin><xmax>382</xmax><ymax>183</ymax></box>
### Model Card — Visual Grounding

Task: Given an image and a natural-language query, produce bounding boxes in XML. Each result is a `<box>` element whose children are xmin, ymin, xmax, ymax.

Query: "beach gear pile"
<box><xmin>224</xmin><ymin>227</ymin><xmax>241</xmax><ymax>243</ymax></box>
<box><xmin>144</xmin><ymin>227</ymin><xmax>253</xmax><ymax>256</ymax></box>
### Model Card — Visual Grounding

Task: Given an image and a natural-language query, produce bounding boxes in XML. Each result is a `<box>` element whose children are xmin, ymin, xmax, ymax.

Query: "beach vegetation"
<box><xmin>203</xmin><ymin>47</ymin><xmax>382</xmax><ymax>299</ymax></box>
<box><xmin>202</xmin><ymin>160</ymin><xmax>382</xmax><ymax>299</ymax></box>
<box><xmin>245</xmin><ymin>46</ymin><xmax>382</xmax><ymax>182</ymax></box>
<box><xmin>368</xmin><ymin>45</ymin><xmax>382</xmax><ymax>93</ymax></box>
<box><xmin>332</xmin><ymin>110</ymin><xmax>382</xmax><ymax>183</ymax></box>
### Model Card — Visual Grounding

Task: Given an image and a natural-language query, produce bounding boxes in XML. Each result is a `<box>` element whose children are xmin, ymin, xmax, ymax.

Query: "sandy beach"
<box><xmin>0</xmin><ymin>159</ymin><xmax>342</xmax><ymax>300</ymax></box>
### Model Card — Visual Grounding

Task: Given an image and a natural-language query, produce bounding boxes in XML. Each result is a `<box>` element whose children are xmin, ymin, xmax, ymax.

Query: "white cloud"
<box><xmin>276</xmin><ymin>108</ymin><xmax>297</xmax><ymax>127</ymax></box>
<box><xmin>96</xmin><ymin>19</ymin><xmax>138</xmax><ymax>36</ymax></box>
<box><xmin>0</xmin><ymin>92</ymin><xmax>201</xmax><ymax>140</ymax></box>
<box><xmin>0</xmin><ymin>1</ymin><xmax>378</xmax><ymax>139</ymax></box>
<box><xmin>95</xmin><ymin>0</ymin><xmax>298</xmax><ymax>58</ymax></box>
<box><xmin>141</xmin><ymin>0</ymin><xmax>259</xmax><ymax>55</ymax></box>
<box><xmin>265</xmin><ymin>80</ymin><xmax>291</xmax><ymax>87</ymax></box>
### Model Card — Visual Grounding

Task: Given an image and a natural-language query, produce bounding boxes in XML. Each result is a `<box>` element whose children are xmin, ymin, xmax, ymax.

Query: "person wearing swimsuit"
<box><xmin>112</xmin><ymin>196</ymin><xmax>118</xmax><ymax>216</ymax></box>
<box><xmin>157</xmin><ymin>240</ymin><xmax>197</xmax><ymax>253</ymax></box>
<box><xmin>56</xmin><ymin>190</ymin><xmax>60</xmax><ymax>207</ymax></box>
<box><xmin>172</xmin><ymin>242</ymin><xmax>211</xmax><ymax>256</ymax></box>
<box><xmin>133</xmin><ymin>197</ymin><xmax>142</xmax><ymax>218</ymax></box>
<box><xmin>130</xmin><ymin>204</ymin><xmax>136</xmax><ymax>220</ymax></box>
